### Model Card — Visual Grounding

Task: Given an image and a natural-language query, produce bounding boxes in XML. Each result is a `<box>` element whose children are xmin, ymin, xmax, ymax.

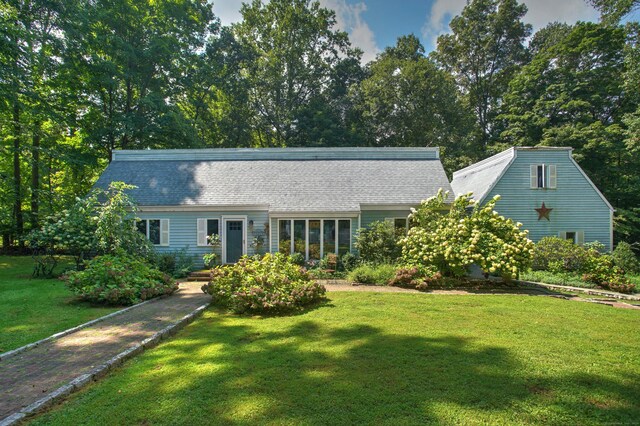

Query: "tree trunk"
<box><xmin>31</xmin><ymin>122</ymin><xmax>41</xmax><ymax>230</ymax></box>
<box><xmin>13</xmin><ymin>102</ymin><xmax>24</xmax><ymax>248</ymax></box>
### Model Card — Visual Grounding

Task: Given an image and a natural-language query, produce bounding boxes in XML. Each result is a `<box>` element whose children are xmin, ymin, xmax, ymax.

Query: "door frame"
<box><xmin>222</xmin><ymin>215</ymin><xmax>247</xmax><ymax>264</ymax></box>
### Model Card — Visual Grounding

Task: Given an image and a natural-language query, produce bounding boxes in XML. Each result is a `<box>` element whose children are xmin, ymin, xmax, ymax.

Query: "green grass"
<box><xmin>520</xmin><ymin>270</ymin><xmax>597</xmax><ymax>288</ymax></box>
<box><xmin>31</xmin><ymin>292</ymin><xmax>640</xmax><ymax>425</ymax></box>
<box><xmin>0</xmin><ymin>256</ymin><xmax>118</xmax><ymax>352</ymax></box>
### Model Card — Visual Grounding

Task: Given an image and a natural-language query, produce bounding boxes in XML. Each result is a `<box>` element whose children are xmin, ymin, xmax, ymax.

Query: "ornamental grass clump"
<box><xmin>65</xmin><ymin>254</ymin><xmax>178</xmax><ymax>305</ymax></box>
<box><xmin>201</xmin><ymin>253</ymin><xmax>326</xmax><ymax>314</ymax></box>
<box><xmin>401</xmin><ymin>190</ymin><xmax>534</xmax><ymax>280</ymax></box>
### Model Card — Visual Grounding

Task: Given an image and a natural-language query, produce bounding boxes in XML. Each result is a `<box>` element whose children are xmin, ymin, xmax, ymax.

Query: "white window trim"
<box><xmin>531</xmin><ymin>164</ymin><xmax>557</xmax><ymax>189</ymax></box>
<box><xmin>385</xmin><ymin>217</ymin><xmax>409</xmax><ymax>230</ymax></box>
<box><xmin>559</xmin><ymin>230</ymin><xmax>584</xmax><ymax>245</ymax></box>
<box><xmin>277</xmin><ymin>218</ymin><xmax>352</xmax><ymax>260</ymax></box>
<box><xmin>221</xmin><ymin>216</ymin><xmax>247</xmax><ymax>264</ymax></box>
<box><xmin>197</xmin><ymin>217</ymin><xmax>220</xmax><ymax>247</ymax></box>
<box><xmin>138</xmin><ymin>218</ymin><xmax>169</xmax><ymax>247</ymax></box>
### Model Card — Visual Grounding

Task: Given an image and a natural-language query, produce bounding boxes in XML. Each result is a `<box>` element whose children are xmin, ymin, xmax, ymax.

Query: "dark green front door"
<box><xmin>226</xmin><ymin>220</ymin><xmax>244</xmax><ymax>263</ymax></box>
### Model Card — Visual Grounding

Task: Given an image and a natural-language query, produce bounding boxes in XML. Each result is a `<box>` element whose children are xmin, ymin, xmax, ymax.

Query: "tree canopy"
<box><xmin>1</xmin><ymin>0</ymin><xmax>639</xmax><ymax>249</ymax></box>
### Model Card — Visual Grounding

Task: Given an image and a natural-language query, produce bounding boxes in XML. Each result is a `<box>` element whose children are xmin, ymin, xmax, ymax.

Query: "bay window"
<box><xmin>278</xmin><ymin>218</ymin><xmax>351</xmax><ymax>260</ymax></box>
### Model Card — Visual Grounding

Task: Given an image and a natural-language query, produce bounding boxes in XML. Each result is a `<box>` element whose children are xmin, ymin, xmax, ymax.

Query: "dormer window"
<box><xmin>530</xmin><ymin>164</ymin><xmax>556</xmax><ymax>189</ymax></box>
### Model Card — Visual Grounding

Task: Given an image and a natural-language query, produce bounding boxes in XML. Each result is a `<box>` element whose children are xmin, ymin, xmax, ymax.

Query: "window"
<box><xmin>559</xmin><ymin>231</ymin><xmax>584</xmax><ymax>245</ymax></box>
<box><xmin>137</xmin><ymin>219</ymin><xmax>169</xmax><ymax>246</ymax></box>
<box><xmin>530</xmin><ymin>164</ymin><xmax>557</xmax><ymax>189</ymax></box>
<box><xmin>197</xmin><ymin>218</ymin><xmax>219</xmax><ymax>246</ymax></box>
<box><xmin>386</xmin><ymin>217</ymin><xmax>408</xmax><ymax>233</ymax></box>
<box><xmin>278</xmin><ymin>218</ymin><xmax>351</xmax><ymax>259</ymax></box>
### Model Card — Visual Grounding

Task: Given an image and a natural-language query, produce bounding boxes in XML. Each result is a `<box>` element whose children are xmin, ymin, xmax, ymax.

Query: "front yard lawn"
<box><xmin>0</xmin><ymin>256</ymin><xmax>118</xmax><ymax>352</ymax></box>
<box><xmin>31</xmin><ymin>292</ymin><xmax>639</xmax><ymax>425</ymax></box>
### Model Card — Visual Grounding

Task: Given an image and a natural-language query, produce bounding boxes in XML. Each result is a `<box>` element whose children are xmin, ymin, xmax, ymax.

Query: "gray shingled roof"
<box><xmin>95</xmin><ymin>149</ymin><xmax>453</xmax><ymax>212</ymax></box>
<box><xmin>450</xmin><ymin>148</ymin><xmax>515</xmax><ymax>203</ymax></box>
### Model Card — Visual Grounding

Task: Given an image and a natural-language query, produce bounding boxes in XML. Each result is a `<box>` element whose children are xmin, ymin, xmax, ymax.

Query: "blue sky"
<box><xmin>212</xmin><ymin>0</ymin><xmax>602</xmax><ymax>62</ymax></box>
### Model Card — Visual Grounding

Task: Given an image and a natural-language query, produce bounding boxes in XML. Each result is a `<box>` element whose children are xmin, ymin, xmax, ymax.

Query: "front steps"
<box><xmin>186</xmin><ymin>270</ymin><xmax>211</xmax><ymax>282</ymax></box>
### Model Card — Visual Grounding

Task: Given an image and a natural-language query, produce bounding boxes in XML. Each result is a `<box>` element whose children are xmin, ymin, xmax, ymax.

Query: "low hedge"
<box><xmin>346</xmin><ymin>264</ymin><xmax>397</xmax><ymax>285</ymax></box>
<box><xmin>65</xmin><ymin>254</ymin><xmax>178</xmax><ymax>305</ymax></box>
<box><xmin>202</xmin><ymin>253</ymin><xmax>326</xmax><ymax>313</ymax></box>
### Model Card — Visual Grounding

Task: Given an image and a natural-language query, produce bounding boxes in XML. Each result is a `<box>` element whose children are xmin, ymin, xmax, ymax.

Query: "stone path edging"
<box><xmin>0</xmin><ymin>301</ymin><xmax>209</xmax><ymax>426</ymax></box>
<box><xmin>516</xmin><ymin>280</ymin><xmax>640</xmax><ymax>301</ymax></box>
<box><xmin>0</xmin><ymin>291</ymin><xmax>180</xmax><ymax>363</ymax></box>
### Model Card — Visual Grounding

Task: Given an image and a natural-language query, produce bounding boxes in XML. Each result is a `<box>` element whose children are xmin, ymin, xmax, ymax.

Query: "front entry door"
<box><xmin>225</xmin><ymin>220</ymin><xmax>244</xmax><ymax>263</ymax></box>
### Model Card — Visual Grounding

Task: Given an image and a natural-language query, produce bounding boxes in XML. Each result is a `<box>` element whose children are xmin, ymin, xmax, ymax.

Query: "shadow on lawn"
<box><xmin>112</xmin><ymin>311</ymin><xmax>640</xmax><ymax>424</ymax></box>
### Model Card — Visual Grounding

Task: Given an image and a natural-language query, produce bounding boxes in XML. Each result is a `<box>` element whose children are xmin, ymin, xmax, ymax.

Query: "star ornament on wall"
<box><xmin>535</xmin><ymin>202</ymin><xmax>553</xmax><ymax>221</ymax></box>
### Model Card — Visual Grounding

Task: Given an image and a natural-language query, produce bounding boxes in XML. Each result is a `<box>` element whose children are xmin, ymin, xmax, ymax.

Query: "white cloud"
<box><xmin>211</xmin><ymin>0</ymin><xmax>246</xmax><ymax>26</ymax></box>
<box><xmin>423</xmin><ymin>0</ymin><xmax>600</xmax><ymax>50</ymax></box>
<box><xmin>319</xmin><ymin>0</ymin><xmax>380</xmax><ymax>63</ymax></box>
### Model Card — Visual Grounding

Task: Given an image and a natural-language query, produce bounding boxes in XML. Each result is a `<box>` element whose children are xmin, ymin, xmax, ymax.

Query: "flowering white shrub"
<box><xmin>400</xmin><ymin>190</ymin><xmax>534</xmax><ymax>280</ymax></box>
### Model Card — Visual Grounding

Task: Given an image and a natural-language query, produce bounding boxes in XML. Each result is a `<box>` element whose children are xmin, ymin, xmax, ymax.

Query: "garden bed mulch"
<box><xmin>321</xmin><ymin>280</ymin><xmax>640</xmax><ymax>310</ymax></box>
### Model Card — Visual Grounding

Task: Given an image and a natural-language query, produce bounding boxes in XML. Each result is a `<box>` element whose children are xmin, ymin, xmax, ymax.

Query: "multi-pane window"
<box><xmin>197</xmin><ymin>218</ymin><xmax>219</xmax><ymax>246</ymax></box>
<box><xmin>530</xmin><ymin>164</ymin><xmax>557</xmax><ymax>189</ymax></box>
<box><xmin>137</xmin><ymin>219</ymin><xmax>169</xmax><ymax>245</ymax></box>
<box><xmin>278</xmin><ymin>219</ymin><xmax>351</xmax><ymax>259</ymax></box>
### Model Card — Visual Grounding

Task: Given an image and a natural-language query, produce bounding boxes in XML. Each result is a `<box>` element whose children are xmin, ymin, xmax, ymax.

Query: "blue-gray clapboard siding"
<box><xmin>138</xmin><ymin>210</ymin><xmax>269</xmax><ymax>266</ymax></box>
<box><xmin>360</xmin><ymin>210</ymin><xmax>412</xmax><ymax>229</ymax></box>
<box><xmin>484</xmin><ymin>150</ymin><xmax>612</xmax><ymax>250</ymax></box>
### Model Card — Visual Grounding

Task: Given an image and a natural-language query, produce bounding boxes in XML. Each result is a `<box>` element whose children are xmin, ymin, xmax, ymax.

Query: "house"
<box><xmin>95</xmin><ymin>147</ymin><xmax>453</xmax><ymax>264</ymax></box>
<box><xmin>450</xmin><ymin>147</ymin><xmax>614</xmax><ymax>250</ymax></box>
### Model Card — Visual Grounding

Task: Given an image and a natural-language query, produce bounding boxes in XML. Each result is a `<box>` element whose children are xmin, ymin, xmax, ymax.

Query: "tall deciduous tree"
<box><xmin>64</xmin><ymin>0</ymin><xmax>215</xmax><ymax>159</ymax></box>
<box><xmin>232</xmin><ymin>0</ymin><xmax>362</xmax><ymax>146</ymax></box>
<box><xmin>356</xmin><ymin>35</ymin><xmax>476</xmax><ymax>171</ymax></box>
<box><xmin>589</xmin><ymin>0</ymin><xmax>640</xmax><ymax>24</ymax></box>
<box><xmin>500</xmin><ymin>22</ymin><xmax>640</xmax><ymax>243</ymax></box>
<box><xmin>432</xmin><ymin>0</ymin><xmax>531</xmax><ymax>148</ymax></box>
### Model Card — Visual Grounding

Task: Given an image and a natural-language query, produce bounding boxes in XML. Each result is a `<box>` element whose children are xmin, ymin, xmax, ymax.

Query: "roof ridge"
<box><xmin>111</xmin><ymin>147</ymin><xmax>441</xmax><ymax>162</ymax></box>
<box><xmin>453</xmin><ymin>148</ymin><xmax>514</xmax><ymax>178</ymax></box>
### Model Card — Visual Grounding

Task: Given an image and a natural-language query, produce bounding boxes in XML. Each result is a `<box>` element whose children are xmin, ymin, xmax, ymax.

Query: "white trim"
<box><xmin>476</xmin><ymin>149</ymin><xmax>518</xmax><ymax>204</ymax></box>
<box><xmin>359</xmin><ymin>204</ymin><xmax>415</xmax><ymax>211</ymax></box>
<box><xmin>610</xmin><ymin>210</ymin><xmax>614</xmax><ymax>250</ymax></box>
<box><xmin>197</xmin><ymin>218</ymin><xmax>220</xmax><ymax>247</ymax></box>
<box><xmin>138</xmin><ymin>205</ymin><xmax>269</xmax><ymax>212</ymax></box>
<box><xmin>221</xmin><ymin>216</ymin><xmax>247</xmax><ymax>264</ymax></box>
<box><xmin>568</xmin><ymin>155</ymin><xmax>614</xmax><ymax>212</ymax></box>
<box><xmin>385</xmin><ymin>217</ymin><xmax>409</xmax><ymax>230</ymax></box>
<box><xmin>269</xmin><ymin>211</ymin><xmax>359</xmax><ymax>218</ymax></box>
<box><xmin>137</xmin><ymin>218</ymin><xmax>167</xmax><ymax>246</ymax></box>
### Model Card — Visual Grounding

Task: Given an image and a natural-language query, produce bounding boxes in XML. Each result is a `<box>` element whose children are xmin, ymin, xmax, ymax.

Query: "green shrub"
<box><xmin>201</xmin><ymin>253</ymin><xmax>326</xmax><ymax>313</ymax></box>
<box><xmin>65</xmin><ymin>254</ymin><xmax>177</xmax><ymax>305</ymax></box>
<box><xmin>289</xmin><ymin>252</ymin><xmax>305</xmax><ymax>266</ymax></box>
<box><xmin>341</xmin><ymin>252</ymin><xmax>359</xmax><ymax>271</ymax></box>
<box><xmin>154</xmin><ymin>248</ymin><xmax>194</xmax><ymax>278</ymax></box>
<box><xmin>401</xmin><ymin>190</ymin><xmax>533</xmax><ymax>280</ymax></box>
<box><xmin>347</xmin><ymin>264</ymin><xmax>396</xmax><ymax>285</ymax></box>
<box><xmin>532</xmin><ymin>237</ymin><xmax>588</xmax><ymax>272</ymax></box>
<box><xmin>582</xmin><ymin>253</ymin><xmax>635</xmax><ymax>293</ymax></box>
<box><xmin>612</xmin><ymin>242</ymin><xmax>640</xmax><ymax>274</ymax></box>
<box><xmin>354</xmin><ymin>221</ymin><xmax>402</xmax><ymax>264</ymax></box>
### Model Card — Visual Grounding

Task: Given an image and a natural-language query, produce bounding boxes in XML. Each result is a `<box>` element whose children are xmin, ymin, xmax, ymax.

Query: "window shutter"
<box><xmin>577</xmin><ymin>231</ymin><xmax>584</xmax><ymax>245</ymax></box>
<box><xmin>558</xmin><ymin>231</ymin><xmax>566</xmax><ymax>240</ymax></box>
<box><xmin>197</xmin><ymin>218</ymin><xmax>207</xmax><ymax>246</ymax></box>
<box><xmin>160</xmin><ymin>219</ymin><xmax>170</xmax><ymax>246</ymax></box>
<box><xmin>530</xmin><ymin>165</ymin><xmax>537</xmax><ymax>188</ymax></box>
<box><xmin>548</xmin><ymin>165</ymin><xmax>557</xmax><ymax>189</ymax></box>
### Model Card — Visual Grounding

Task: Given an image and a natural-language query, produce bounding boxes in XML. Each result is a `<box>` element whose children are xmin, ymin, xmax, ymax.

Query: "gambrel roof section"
<box><xmin>451</xmin><ymin>146</ymin><xmax>613</xmax><ymax>211</ymax></box>
<box><xmin>95</xmin><ymin>147</ymin><xmax>454</xmax><ymax>213</ymax></box>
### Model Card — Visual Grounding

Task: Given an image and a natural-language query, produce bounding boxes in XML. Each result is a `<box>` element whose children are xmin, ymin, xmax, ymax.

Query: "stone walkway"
<box><xmin>0</xmin><ymin>282</ymin><xmax>210</xmax><ymax>423</ymax></box>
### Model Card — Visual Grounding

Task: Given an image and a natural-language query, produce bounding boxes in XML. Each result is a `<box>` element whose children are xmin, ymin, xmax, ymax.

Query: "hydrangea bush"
<box><xmin>202</xmin><ymin>253</ymin><xmax>326</xmax><ymax>314</ymax></box>
<box><xmin>65</xmin><ymin>254</ymin><xmax>178</xmax><ymax>305</ymax></box>
<box><xmin>401</xmin><ymin>190</ymin><xmax>534</xmax><ymax>280</ymax></box>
